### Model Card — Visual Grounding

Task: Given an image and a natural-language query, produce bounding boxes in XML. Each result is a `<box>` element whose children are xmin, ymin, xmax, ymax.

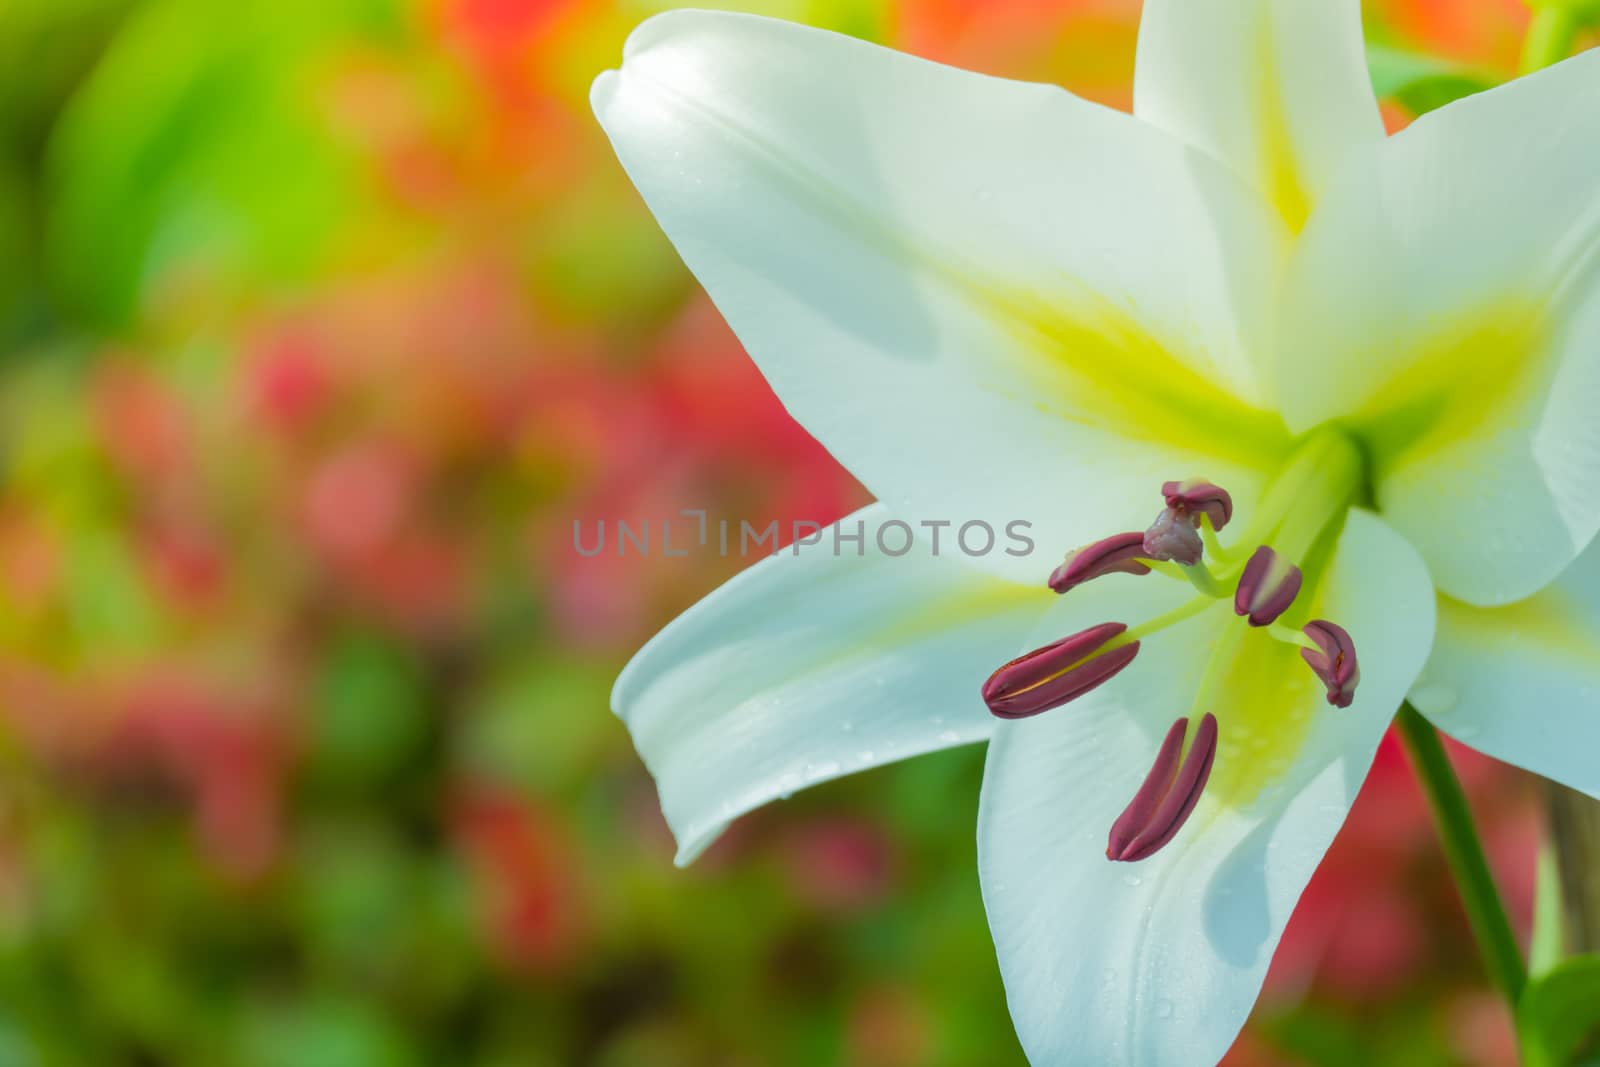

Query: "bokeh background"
<box><xmin>0</xmin><ymin>0</ymin><xmax>1580</xmax><ymax>1063</ymax></box>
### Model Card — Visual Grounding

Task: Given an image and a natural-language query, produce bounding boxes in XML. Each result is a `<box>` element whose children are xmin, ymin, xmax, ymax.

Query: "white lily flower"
<box><xmin>592</xmin><ymin>2</ymin><xmax>1600</xmax><ymax>1063</ymax></box>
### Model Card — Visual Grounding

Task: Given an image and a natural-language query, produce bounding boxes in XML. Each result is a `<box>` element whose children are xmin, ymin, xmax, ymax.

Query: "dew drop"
<box><xmin>1155</xmin><ymin>999</ymin><xmax>1174</xmax><ymax>1020</ymax></box>
<box><xmin>1409</xmin><ymin>682</ymin><xmax>1459</xmax><ymax>716</ymax></box>
<box><xmin>1121</xmin><ymin>872</ymin><xmax>1143</xmax><ymax>887</ymax></box>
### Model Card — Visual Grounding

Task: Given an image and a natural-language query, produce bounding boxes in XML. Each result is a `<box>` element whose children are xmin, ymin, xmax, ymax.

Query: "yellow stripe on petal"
<box><xmin>1201</xmin><ymin>620</ymin><xmax>1323</xmax><ymax>808</ymax></box>
<box><xmin>1256</xmin><ymin>30</ymin><xmax>1311</xmax><ymax>233</ymax></box>
<box><xmin>1435</xmin><ymin>589</ymin><xmax>1600</xmax><ymax>672</ymax></box>
<box><xmin>1343</xmin><ymin>298</ymin><xmax>1548</xmax><ymax>481</ymax></box>
<box><xmin>1133</xmin><ymin>0</ymin><xmax>1382</xmax><ymax>234</ymax></box>
<box><xmin>974</xmin><ymin>283</ymin><xmax>1293</xmax><ymax>470</ymax></box>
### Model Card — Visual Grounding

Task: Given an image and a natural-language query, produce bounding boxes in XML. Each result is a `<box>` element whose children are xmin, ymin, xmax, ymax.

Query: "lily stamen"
<box><xmin>1163</xmin><ymin>480</ymin><xmax>1233</xmax><ymax>531</ymax></box>
<box><xmin>1107</xmin><ymin>713</ymin><xmax>1219</xmax><ymax>862</ymax></box>
<box><xmin>1301</xmin><ymin>620</ymin><xmax>1360</xmax><ymax>707</ymax></box>
<box><xmin>981</xmin><ymin>622</ymin><xmax>1139</xmax><ymax>719</ymax></box>
<box><xmin>1233</xmin><ymin>546</ymin><xmax>1304</xmax><ymax>627</ymax></box>
<box><xmin>1049</xmin><ymin>532</ymin><xmax>1153</xmax><ymax>594</ymax></box>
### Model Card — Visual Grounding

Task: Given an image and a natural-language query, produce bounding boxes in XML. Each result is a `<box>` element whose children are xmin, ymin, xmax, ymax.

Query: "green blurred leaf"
<box><xmin>1526</xmin><ymin>0</ymin><xmax>1600</xmax><ymax>21</ymax></box>
<box><xmin>1532</xmin><ymin>845</ymin><xmax>1567</xmax><ymax>978</ymax></box>
<box><xmin>459</xmin><ymin>654</ymin><xmax>617</xmax><ymax>791</ymax></box>
<box><xmin>309</xmin><ymin>631</ymin><xmax>429</xmax><ymax>784</ymax></box>
<box><xmin>628</xmin><ymin>0</ymin><xmax>890</xmax><ymax>42</ymax></box>
<box><xmin>238</xmin><ymin>996</ymin><xmax>418</xmax><ymax>1067</ymax></box>
<box><xmin>1366</xmin><ymin>43</ymin><xmax>1500</xmax><ymax>116</ymax></box>
<box><xmin>44</xmin><ymin>0</ymin><xmax>402</xmax><ymax>329</ymax></box>
<box><xmin>1519</xmin><ymin>956</ymin><xmax>1600</xmax><ymax>1067</ymax></box>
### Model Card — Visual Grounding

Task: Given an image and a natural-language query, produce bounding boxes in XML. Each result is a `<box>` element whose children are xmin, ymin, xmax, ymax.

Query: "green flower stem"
<box><xmin>1395</xmin><ymin>703</ymin><xmax>1528</xmax><ymax>1009</ymax></box>
<box><xmin>1520</xmin><ymin>6</ymin><xmax>1578</xmax><ymax>74</ymax></box>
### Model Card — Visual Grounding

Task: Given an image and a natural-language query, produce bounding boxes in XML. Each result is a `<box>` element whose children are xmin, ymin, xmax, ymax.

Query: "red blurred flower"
<box><xmin>248</xmin><ymin>323</ymin><xmax>334</xmax><ymax>432</ymax></box>
<box><xmin>93</xmin><ymin>361</ymin><xmax>191</xmax><ymax>482</ymax></box>
<box><xmin>845</xmin><ymin>985</ymin><xmax>934</xmax><ymax>1067</ymax></box>
<box><xmin>452</xmin><ymin>785</ymin><xmax>589</xmax><ymax>975</ymax></box>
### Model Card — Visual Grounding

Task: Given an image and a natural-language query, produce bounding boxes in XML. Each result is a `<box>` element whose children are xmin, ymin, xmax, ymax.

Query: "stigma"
<box><xmin>1143</xmin><ymin>479</ymin><xmax>1233</xmax><ymax>564</ymax></box>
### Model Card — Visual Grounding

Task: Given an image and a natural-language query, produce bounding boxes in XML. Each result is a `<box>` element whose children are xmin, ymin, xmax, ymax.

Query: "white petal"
<box><xmin>593</xmin><ymin>11</ymin><xmax>1292</xmax><ymax>583</ymax></box>
<box><xmin>978</xmin><ymin>510</ymin><xmax>1434</xmax><ymax>1067</ymax></box>
<box><xmin>1134</xmin><ymin>0</ymin><xmax>1383</xmax><ymax>229</ymax></box>
<box><xmin>614</xmin><ymin>506</ymin><xmax>1053</xmax><ymax>865</ymax></box>
<box><xmin>1411</xmin><ymin>535</ymin><xmax>1600</xmax><ymax>800</ymax></box>
<box><xmin>1276</xmin><ymin>49</ymin><xmax>1600</xmax><ymax>606</ymax></box>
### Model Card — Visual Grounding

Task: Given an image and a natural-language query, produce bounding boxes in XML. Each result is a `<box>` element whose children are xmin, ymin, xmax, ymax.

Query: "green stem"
<box><xmin>1520</xmin><ymin>6</ymin><xmax>1578</xmax><ymax>74</ymax></box>
<box><xmin>1395</xmin><ymin>703</ymin><xmax>1528</xmax><ymax>1008</ymax></box>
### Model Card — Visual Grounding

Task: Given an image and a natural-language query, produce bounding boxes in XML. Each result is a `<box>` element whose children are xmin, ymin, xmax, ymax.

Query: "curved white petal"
<box><xmin>1277</xmin><ymin>50</ymin><xmax>1600</xmax><ymax>606</ymax></box>
<box><xmin>613</xmin><ymin>506</ymin><xmax>1053</xmax><ymax>865</ymax></box>
<box><xmin>593</xmin><ymin>11</ymin><xmax>1292</xmax><ymax>583</ymax></box>
<box><xmin>1134</xmin><ymin>0</ymin><xmax>1382</xmax><ymax>229</ymax></box>
<box><xmin>1411</xmin><ymin>535</ymin><xmax>1600</xmax><ymax>800</ymax></box>
<box><xmin>978</xmin><ymin>510</ymin><xmax>1434</xmax><ymax>1067</ymax></box>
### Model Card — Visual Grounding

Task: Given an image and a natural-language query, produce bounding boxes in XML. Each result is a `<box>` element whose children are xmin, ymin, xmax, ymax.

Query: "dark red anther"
<box><xmin>1106</xmin><ymin>713</ymin><xmax>1219</xmax><ymax>862</ymax></box>
<box><xmin>982</xmin><ymin>622</ymin><xmax>1138</xmax><ymax>719</ymax></box>
<box><xmin>1301</xmin><ymin>620</ymin><xmax>1359</xmax><ymax>708</ymax></box>
<box><xmin>1234</xmin><ymin>545</ymin><xmax>1303</xmax><ymax>627</ymax></box>
<box><xmin>1049</xmin><ymin>532</ymin><xmax>1153</xmax><ymax>594</ymax></box>
<box><xmin>1162</xmin><ymin>480</ymin><xmax>1233</xmax><ymax>531</ymax></box>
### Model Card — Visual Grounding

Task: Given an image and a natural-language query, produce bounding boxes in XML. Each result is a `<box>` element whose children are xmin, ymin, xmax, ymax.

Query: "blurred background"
<box><xmin>0</xmin><ymin>0</ymin><xmax>1579</xmax><ymax>1063</ymax></box>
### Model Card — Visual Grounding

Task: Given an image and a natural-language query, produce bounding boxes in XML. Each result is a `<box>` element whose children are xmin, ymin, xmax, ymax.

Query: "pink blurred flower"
<box><xmin>93</xmin><ymin>361</ymin><xmax>191</xmax><ymax>482</ymax></box>
<box><xmin>779</xmin><ymin>818</ymin><xmax>897</xmax><ymax>915</ymax></box>
<box><xmin>300</xmin><ymin>441</ymin><xmax>418</xmax><ymax>563</ymax></box>
<box><xmin>248</xmin><ymin>323</ymin><xmax>334</xmax><ymax>432</ymax></box>
<box><xmin>1448</xmin><ymin>989</ymin><xmax>1521</xmax><ymax>1066</ymax></box>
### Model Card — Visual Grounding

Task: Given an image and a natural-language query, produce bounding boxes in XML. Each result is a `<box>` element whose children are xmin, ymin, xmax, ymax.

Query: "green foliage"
<box><xmin>1520</xmin><ymin>956</ymin><xmax>1600</xmax><ymax>1067</ymax></box>
<box><xmin>1523</xmin><ymin>0</ymin><xmax>1600</xmax><ymax>21</ymax></box>
<box><xmin>1366</xmin><ymin>43</ymin><xmax>1500</xmax><ymax>117</ymax></box>
<box><xmin>44</xmin><ymin>0</ymin><xmax>402</xmax><ymax>330</ymax></box>
<box><xmin>310</xmin><ymin>630</ymin><xmax>431</xmax><ymax>787</ymax></box>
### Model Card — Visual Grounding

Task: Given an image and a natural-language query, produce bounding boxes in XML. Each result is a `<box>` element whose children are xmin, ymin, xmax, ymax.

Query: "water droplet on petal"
<box><xmin>1409</xmin><ymin>682</ymin><xmax>1459</xmax><ymax>716</ymax></box>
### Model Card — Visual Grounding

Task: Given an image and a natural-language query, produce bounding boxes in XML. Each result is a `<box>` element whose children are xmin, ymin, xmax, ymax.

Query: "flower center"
<box><xmin>980</xmin><ymin>428</ymin><xmax>1365</xmax><ymax>862</ymax></box>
